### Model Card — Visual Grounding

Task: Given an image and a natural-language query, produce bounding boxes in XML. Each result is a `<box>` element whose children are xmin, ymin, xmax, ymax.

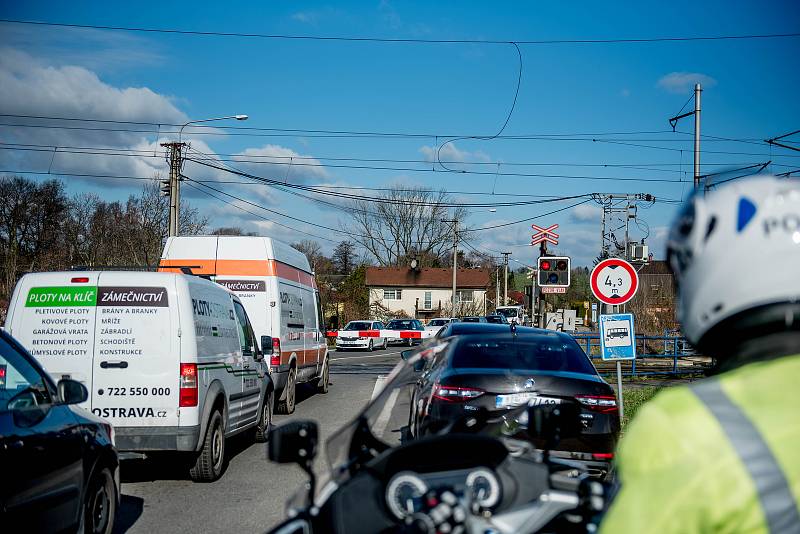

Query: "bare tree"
<box><xmin>347</xmin><ymin>186</ymin><xmax>468</xmax><ymax>267</ymax></box>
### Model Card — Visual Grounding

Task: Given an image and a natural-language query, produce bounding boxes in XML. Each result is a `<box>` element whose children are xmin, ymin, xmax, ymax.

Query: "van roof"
<box><xmin>159</xmin><ymin>235</ymin><xmax>312</xmax><ymax>277</ymax></box>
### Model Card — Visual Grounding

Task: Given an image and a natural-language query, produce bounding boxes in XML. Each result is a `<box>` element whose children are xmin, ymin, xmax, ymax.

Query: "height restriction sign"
<box><xmin>590</xmin><ymin>258</ymin><xmax>639</xmax><ymax>306</ymax></box>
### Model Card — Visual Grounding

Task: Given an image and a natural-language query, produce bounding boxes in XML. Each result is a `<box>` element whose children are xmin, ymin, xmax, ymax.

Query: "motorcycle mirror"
<box><xmin>526</xmin><ymin>401</ymin><xmax>582</xmax><ymax>446</ymax></box>
<box><xmin>268</xmin><ymin>420</ymin><xmax>318</xmax><ymax>465</ymax></box>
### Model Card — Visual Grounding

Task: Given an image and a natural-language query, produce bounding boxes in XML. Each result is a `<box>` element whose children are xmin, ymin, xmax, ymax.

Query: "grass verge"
<box><xmin>621</xmin><ymin>386</ymin><xmax>663</xmax><ymax>429</ymax></box>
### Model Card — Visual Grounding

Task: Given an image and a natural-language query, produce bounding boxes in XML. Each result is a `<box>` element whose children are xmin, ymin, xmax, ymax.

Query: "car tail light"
<box><xmin>433</xmin><ymin>384</ymin><xmax>484</xmax><ymax>402</ymax></box>
<box><xmin>179</xmin><ymin>363</ymin><xmax>198</xmax><ymax>407</ymax></box>
<box><xmin>270</xmin><ymin>338</ymin><xmax>281</xmax><ymax>366</ymax></box>
<box><xmin>575</xmin><ymin>395</ymin><xmax>618</xmax><ymax>414</ymax></box>
<box><xmin>101</xmin><ymin>422</ymin><xmax>116</xmax><ymax>447</ymax></box>
<box><xmin>592</xmin><ymin>452</ymin><xmax>614</xmax><ymax>460</ymax></box>
<box><xmin>0</xmin><ymin>364</ymin><xmax>6</xmax><ymax>387</ymax></box>
<box><xmin>71</xmin><ymin>277</ymin><xmax>90</xmax><ymax>283</ymax></box>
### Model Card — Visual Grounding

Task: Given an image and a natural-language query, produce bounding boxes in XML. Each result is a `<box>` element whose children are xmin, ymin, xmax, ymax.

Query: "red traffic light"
<box><xmin>540</xmin><ymin>260</ymin><xmax>552</xmax><ymax>271</ymax></box>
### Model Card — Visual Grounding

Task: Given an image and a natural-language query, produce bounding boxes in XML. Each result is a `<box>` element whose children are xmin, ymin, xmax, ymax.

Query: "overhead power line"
<box><xmin>2</xmin><ymin>19</ymin><xmax>798</xmax><ymax>45</ymax></box>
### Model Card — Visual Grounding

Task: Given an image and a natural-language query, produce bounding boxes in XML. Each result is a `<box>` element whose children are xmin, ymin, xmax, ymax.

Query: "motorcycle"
<box><xmin>266</xmin><ymin>346</ymin><xmax>608</xmax><ymax>534</ymax></box>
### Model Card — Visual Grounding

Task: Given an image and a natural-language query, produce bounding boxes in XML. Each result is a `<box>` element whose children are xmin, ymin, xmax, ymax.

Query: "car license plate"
<box><xmin>495</xmin><ymin>393</ymin><xmax>561</xmax><ymax>408</ymax></box>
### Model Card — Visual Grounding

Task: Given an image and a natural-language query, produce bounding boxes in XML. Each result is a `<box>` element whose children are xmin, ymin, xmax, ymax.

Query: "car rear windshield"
<box><xmin>451</xmin><ymin>337</ymin><xmax>596</xmax><ymax>375</ymax></box>
<box><xmin>387</xmin><ymin>320</ymin><xmax>414</xmax><ymax>329</ymax></box>
<box><xmin>461</xmin><ymin>317</ymin><xmax>481</xmax><ymax>323</ymax></box>
<box><xmin>428</xmin><ymin>319</ymin><xmax>448</xmax><ymax>326</ymax></box>
<box><xmin>495</xmin><ymin>308</ymin><xmax>518</xmax><ymax>317</ymax></box>
<box><xmin>344</xmin><ymin>321</ymin><xmax>373</xmax><ymax>331</ymax></box>
<box><xmin>484</xmin><ymin>316</ymin><xmax>504</xmax><ymax>323</ymax></box>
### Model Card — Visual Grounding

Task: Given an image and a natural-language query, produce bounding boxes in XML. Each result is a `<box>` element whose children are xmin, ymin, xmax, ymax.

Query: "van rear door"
<box><xmin>5</xmin><ymin>272</ymin><xmax>100</xmax><ymax>407</ymax></box>
<box><xmin>89</xmin><ymin>273</ymin><xmax>180</xmax><ymax>427</ymax></box>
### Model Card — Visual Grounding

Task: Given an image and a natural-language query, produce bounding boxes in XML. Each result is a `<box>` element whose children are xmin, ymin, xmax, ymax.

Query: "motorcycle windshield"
<box><xmin>322</xmin><ymin>339</ymin><xmax>531</xmax><ymax>490</ymax></box>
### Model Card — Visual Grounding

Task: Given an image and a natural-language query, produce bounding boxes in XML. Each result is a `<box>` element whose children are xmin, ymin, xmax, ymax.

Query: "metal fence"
<box><xmin>571</xmin><ymin>333</ymin><xmax>713</xmax><ymax>378</ymax></box>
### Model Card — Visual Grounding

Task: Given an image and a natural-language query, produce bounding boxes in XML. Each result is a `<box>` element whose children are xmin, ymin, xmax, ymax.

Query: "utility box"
<box><xmin>562</xmin><ymin>309</ymin><xmax>577</xmax><ymax>332</ymax></box>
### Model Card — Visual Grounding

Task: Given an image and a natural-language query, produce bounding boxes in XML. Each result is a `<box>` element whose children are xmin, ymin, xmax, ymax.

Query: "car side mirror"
<box><xmin>261</xmin><ymin>336</ymin><xmax>274</xmax><ymax>355</ymax></box>
<box><xmin>58</xmin><ymin>378</ymin><xmax>88</xmax><ymax>405</ymax></box>
<box><xmin>268</xmin><ymin>420</ymin><xmax>318</xmax><ymax>465</ymax></box>
<box><xmin>527</xmin><ymin>401</ymin><xmax>582</xmax><ymax>447</ymax></box>
<box><xmin>400</xmin><ymin>349</ymin><xmax>414</xmax><ymax>360</ymax></box>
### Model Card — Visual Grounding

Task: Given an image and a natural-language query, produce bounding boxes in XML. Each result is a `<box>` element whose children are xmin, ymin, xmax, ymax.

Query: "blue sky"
<box><xmin>1</xmin><ymin>1</ymin><xmax>798</xmax><ymax>267</ymax></box>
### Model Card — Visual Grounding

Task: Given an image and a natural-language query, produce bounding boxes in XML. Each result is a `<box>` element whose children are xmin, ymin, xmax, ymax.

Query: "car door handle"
<box><xmin>100</xmin><ymin>361</ymin><xmax>128</xmax><ymax>369</ymax></box>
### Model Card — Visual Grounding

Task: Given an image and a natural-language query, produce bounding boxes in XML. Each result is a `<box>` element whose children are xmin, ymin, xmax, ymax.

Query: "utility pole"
<box><xmin>694</xmin><ymin>83</ymin><xmax>702</xmax><ymax>191</ymax></box>
<box><xmin>495</xmin><ymin>264</ymin><xmax>500</xmax><ymax>311</ymax></box>
<box><xmin>443</xmin><ymin>219</ymin><xmax>459</xmax><ymax>315</ymax></box>
<box><xmin>537</xmin><ymin>241</ymin><xmax>547</xmax><ymax>328</ymax></box>
<box><xmin>669</xmin><ymin>83</ymin><xmax>702</xmax><ymax>192</ymax></box>
<box><xmin>500</xmin><ymin>252</ymin><xmax>511</xmax><ymax>306</ymax></box>
<box><xmin>161</xmin><ymin>142</ymin><xmax>185</xmax><ymax>237</ymax></box>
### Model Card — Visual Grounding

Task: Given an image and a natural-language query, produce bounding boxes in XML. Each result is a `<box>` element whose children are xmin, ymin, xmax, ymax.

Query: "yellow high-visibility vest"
<box><xmin>600</xmin><ymin>354</ymin><xmax>800</xmax><ymax>533</ymax></box>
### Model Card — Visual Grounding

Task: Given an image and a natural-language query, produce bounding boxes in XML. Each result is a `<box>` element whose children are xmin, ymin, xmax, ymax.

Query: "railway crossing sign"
<box><xmin>531</xmin><ymin>224</ymin><xmax>559</xmax><ymax>246</ymax></box>
<box><xmin>590</xmin><ymin>258</ymin><xmax>639</xmax><ymax>306</ymax></box>
<box><xmin>599</xmin><ymin>313</ymin><xmax>636</xmax><ymax>360</ymax></box>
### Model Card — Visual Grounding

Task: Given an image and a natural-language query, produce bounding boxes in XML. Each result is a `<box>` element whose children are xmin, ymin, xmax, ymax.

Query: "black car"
<box><xmin>385</xmin><ymin>318</ymin><xmax>425</xmax><ymax>346</ymax></box>
<box><xmin>459</xmin><ymin>316</ymin><xmax>487</xmax><ymax>323</ymax></box>
<box><xmin>410</xmin><ymin>326</ymin><xmax>620</xmax><ymax>478</ymax></box>
<box><xmin>0</xmin><ymin>330</ymin><xmax>119</xmax><ymax>533</ymax></box>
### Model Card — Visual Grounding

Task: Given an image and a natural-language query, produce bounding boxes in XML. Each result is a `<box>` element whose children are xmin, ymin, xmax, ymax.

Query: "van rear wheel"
<box><xmin>189</xmin><ymin>410</ymin><xmax>225</xmax><ymax>482</ymax></box>
<box><xmin>277</xmin><ymin>367</ymin><xmax>296</xmax><ymax>414</ymax></box>
<box><xmin>255</xmin><ymin>391</ymin><xmax>274</xmax><ymax>443</ymax></box>
<box><xmin>317</xmin><ymin>358</ymin><xmax>330</xmax><ymax>394</ymax></box>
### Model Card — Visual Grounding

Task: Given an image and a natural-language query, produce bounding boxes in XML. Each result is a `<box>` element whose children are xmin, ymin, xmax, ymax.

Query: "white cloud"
<box><xmin>570</xmin><ymin>204</ymin><xmax>602</xmax><ymax>223</ymax></box>
<box><xmin>231</xmin><ymin>144</ymin><xmax>330</xmax><ymax>183</ymax></box>
<box><xmin>419</xmin><ymin>142</ymin><xmax>491</xmax><ymax>166</ymax></box>
<box><xmin>291</xmin><ymin>11</ymin><xmax>318</xmax><ymax>24</ymax></box>
<box><xmin>657</xmin><ymin>72</ymin><xmax>717</xmax><ymax>94</ymax></box>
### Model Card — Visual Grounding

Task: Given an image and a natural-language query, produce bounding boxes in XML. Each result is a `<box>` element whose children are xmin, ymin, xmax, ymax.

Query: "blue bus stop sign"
<box><xmin>599</xmin><ymin>313</ymin><xmax>636</xmax><ymax>361</ymax></box>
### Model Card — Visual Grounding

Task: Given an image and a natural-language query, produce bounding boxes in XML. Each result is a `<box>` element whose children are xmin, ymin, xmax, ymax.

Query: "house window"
<box><xmin>383</xmin><ymin>289</ymin><xmax>402</xmax><ymax>300</ymax></box>
<box><xmin>424</xmin><ymin>291</ymin><xmax>432</xmax><ymax>309</ymax></box>
<box><xmin>457</xmin><ymin>290</ymin><xmax>473</xmax><ymax>302</ymax></box>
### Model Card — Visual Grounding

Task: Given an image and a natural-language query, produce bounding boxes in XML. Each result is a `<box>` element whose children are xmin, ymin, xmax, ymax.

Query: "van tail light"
<box><xmin>432</xmin><ymin>384</ymin><xmax>484</xmax><ymax>402</ymax></box>
<box><xmin>179</xmin><ymin>363</ymin><xmax>198</xmax><ymax>407</ymax></box>
<box><xmin>270</xmin><ymin>338</ymin><xmax>281</xmax><ymax>366</ymax></box>
<box><xmin>575</xmin><ymin>395</ymin><xmax>618</xmax><ymax>414</ymax></box>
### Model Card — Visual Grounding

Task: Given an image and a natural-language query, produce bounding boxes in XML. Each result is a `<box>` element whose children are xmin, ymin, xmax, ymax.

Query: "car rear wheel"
<box><xmin>83</xmin><ymin>465</ymin><xmax>116</xmax><ymax>534</ymax></box>
<box><xmin>189</xmin><ymin>410</ymin><xmax>226</xmax><ymax>482</ymax></box>
<box><xmin>277</xmin><ymin>367</ymin><xmax>296</xmax><ymax>414</ymax></box>
<box><xmin>255</xmin><ymin>391</ymin><xmax>274</xmax><ymax>443</ymax></box>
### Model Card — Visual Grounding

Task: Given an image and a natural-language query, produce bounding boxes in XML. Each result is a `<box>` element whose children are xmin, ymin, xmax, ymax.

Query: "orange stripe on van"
<box><xmin>158</xmin><ymin>259</ymin><xmax>316</xmax><ymax>288</ymax></box>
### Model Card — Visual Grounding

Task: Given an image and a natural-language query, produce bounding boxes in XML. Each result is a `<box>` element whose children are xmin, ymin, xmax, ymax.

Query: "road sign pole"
<box><xmin>606</xmin><ymin>303</ymin><xmax>625</xmax><ymax>421</ymax></box>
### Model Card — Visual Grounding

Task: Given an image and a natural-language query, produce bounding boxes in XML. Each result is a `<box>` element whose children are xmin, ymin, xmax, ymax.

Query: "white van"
<box><xmin>159</xmin><ymin>236</ymin><xmax>329</xmax><ymax>415</ymax></box>
<box><xmin>4</xmin><ymin>271</ymin><xmax>275</xmax><ymax>482</ymax></box>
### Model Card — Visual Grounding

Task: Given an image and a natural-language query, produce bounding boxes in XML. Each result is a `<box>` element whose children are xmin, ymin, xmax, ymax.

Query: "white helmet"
<box><xmin>666</xmin><ymin>175</ymin><xmax>800</xmax><ymax>346</ymax></box>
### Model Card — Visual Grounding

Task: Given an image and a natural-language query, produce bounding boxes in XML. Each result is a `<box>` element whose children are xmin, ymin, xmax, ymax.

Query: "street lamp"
<box><xmin>166</xmin><ymin>114</ymin><xmax>249</xmax><ymax>237</ymax></box>
<box><xmin>179</xmin><ymin>114</ymin><xmax>249</xmax><ymax>144</ymax></box>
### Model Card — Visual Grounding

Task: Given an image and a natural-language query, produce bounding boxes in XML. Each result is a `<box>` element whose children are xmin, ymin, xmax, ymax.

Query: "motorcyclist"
<box><xmin>600</xmin><ymin>175</ymin><xmax>800</xmax><ymax>533</ymax></box>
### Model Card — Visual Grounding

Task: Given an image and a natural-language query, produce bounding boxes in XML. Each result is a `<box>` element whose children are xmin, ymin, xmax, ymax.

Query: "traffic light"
<box><xmin>160</xmin><ymin>178</ymin><xmax>171</xmax><ymax>197</ymax></box>
<box><xmin>538</xmin><ymin>256</ymin><xmax>571</xmax><ymax>287</ymax></box>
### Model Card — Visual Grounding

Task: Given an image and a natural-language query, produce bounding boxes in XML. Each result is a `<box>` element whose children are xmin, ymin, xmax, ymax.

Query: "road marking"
<box><xmin>372</xmin><ymin>387</ymin><xmax>400</xmax><ymax>437</ymax></box>
<box><xmin>331</xmin><ymin>351</ymin><xmax>403</xmax><ymax>361</ymax></box>
<box><xmin>371</xmin><ymin>375</ymin><xmax>388</xmax><ymax>400</ymax></box>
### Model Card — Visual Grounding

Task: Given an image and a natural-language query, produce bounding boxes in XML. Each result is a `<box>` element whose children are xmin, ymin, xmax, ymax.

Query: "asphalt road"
<box><xmin>114</xmin><ymin>347</ymin><xmax>406</xmax><ymax>534</ymax></box>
